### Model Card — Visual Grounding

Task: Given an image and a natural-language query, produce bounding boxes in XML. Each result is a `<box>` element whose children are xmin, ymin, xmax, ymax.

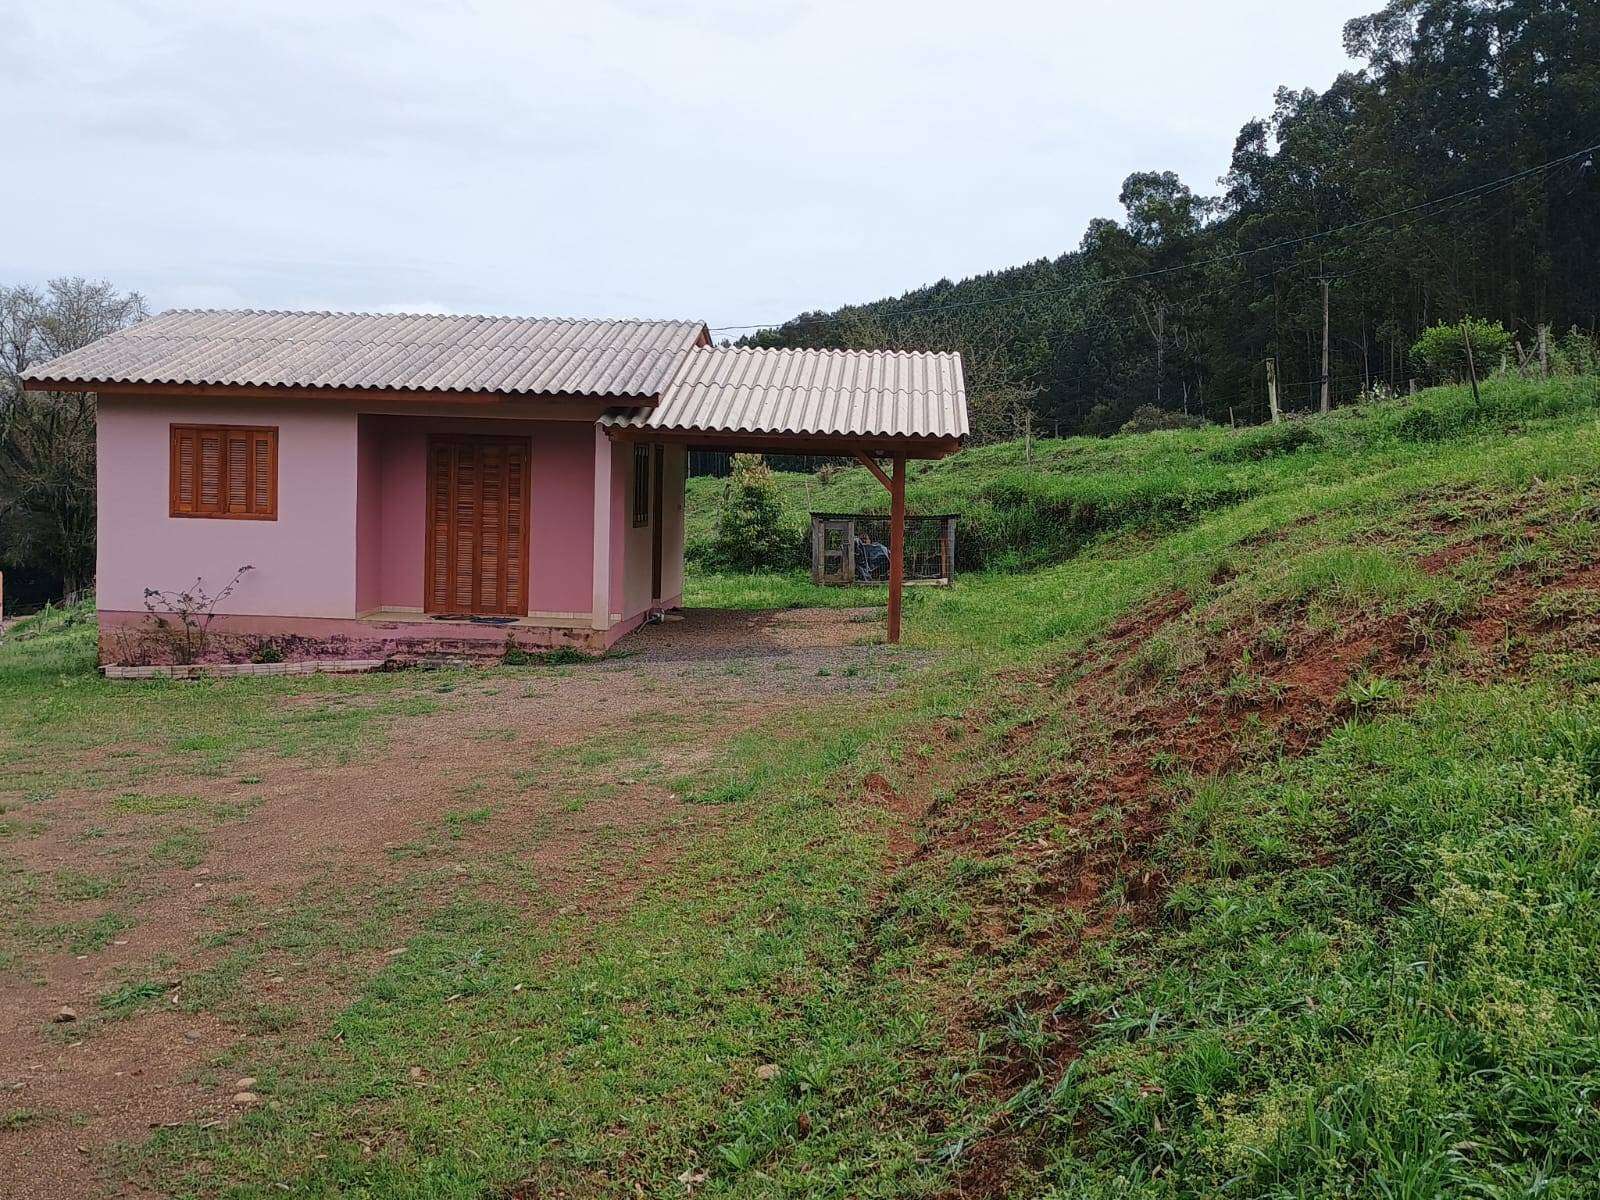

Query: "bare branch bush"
<box><xmin>139</xmin><ymin>566</ymin><xmax>254</xmax><ymax>664</ymax></box>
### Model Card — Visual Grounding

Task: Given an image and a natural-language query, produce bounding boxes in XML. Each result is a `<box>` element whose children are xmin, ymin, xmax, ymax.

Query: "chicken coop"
<box><xmin>810</xmin><ymin>513</ymin><xmax>957</xmax><ymax>587</ymax></box>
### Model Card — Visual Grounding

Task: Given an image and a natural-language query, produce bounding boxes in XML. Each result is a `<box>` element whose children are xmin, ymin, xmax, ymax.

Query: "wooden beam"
<box><xmin>853</xmin><ymin>451</ymin><xmax>893</xmax><ymax>492</ymax></box>
<box><xmin>888</xmin><ymin>454</ymin><xmax>906</xmax><ymax>645</ymax></box>
<box><xmin>602</xmin><ymin>427</ymin><xmax>962</xmax><ymax>461</ymax></box>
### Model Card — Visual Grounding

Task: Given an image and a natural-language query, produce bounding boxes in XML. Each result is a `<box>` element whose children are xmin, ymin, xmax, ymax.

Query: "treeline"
<box><xmin>742</xmin><ymin>0</ymin><xmax>1600</xmax><ymax>438</ymax></box>
<box><xmin>1</xmin><ymin>280</ymin><xmax>148</xmax><ymax>607</ymax></box>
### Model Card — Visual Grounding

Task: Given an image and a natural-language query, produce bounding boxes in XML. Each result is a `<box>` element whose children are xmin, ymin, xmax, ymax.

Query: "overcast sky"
<box><xmin>8</xmin><ymin>0</ymin><xmax>1359</xmax><ymax>331</ymax></box>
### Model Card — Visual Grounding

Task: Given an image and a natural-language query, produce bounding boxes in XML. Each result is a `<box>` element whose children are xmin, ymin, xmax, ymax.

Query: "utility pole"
<box><xmin>1461</xmin><ymin>319</ymin><xmax>1481</xmax><ymax>406</ymax></box>
<box><xmin>1319</xmin><ymin>276</ymin><xmax>1332</xmax><ymax>414</ymax></box>
<box><xmin>1265</xmin><ymin>358</ymin><xmax>1281</xmax><ymax>424</ymax></box>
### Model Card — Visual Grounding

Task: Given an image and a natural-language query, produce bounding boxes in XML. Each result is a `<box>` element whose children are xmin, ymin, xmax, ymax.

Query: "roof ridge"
<box><xmin>155</xmin><ymin>307</ymin><xmax>704</xmax><ymax>327</ymax></box>
<box><xmin>698</xmin><ymin>345</ymin><xmax>956</xmax><ymax>359</ymax></box>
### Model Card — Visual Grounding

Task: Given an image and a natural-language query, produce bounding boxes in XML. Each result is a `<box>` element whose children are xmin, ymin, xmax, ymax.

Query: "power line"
<box><xmin>706</xmin><ymin>139</ymin><xmax>1599</xmax><ymax>335</ymax></box>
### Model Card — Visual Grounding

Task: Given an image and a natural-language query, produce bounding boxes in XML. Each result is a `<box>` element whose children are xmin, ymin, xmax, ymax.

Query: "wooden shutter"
<box><xmin>631</xmin><ymin>442</ymin><xmax>651</xmax><ymax>527</ymax></box>
<box><xmin>170</xmin><ymin>424</ymin><xmax>277</xmax><ymax>519</ymax></box>
<box><xmin>504</xmin><ymin>442</ymin><xmax>527</xmax><ymax>615</ymax></box>
<box><xmin>425</xmin><ymin>437</ymin><xmax>529</xmax><ymax>616</ymax></box>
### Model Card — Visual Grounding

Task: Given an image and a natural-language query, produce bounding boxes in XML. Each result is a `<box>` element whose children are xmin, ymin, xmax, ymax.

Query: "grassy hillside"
<box><xmin>687</xmin><ymin>376</ymin><xmax>1600</xmax><ymax>574</ymax></box>
<box><xmin>5</xmin><ymin>377</ymin><xmax>1599</xmax><ymax>1197</ymax></box>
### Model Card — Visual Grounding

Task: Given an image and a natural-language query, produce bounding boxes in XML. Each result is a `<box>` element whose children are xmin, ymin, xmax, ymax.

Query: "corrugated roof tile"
<box><xmin>23</xmin><ymin>309</ymin><xmax>707</xmax><ymax>399</ymax></box>
<box><xmin>604</xmin><ymin>346</ymin><xmax>967</xmax><ymax>441</ymax></box>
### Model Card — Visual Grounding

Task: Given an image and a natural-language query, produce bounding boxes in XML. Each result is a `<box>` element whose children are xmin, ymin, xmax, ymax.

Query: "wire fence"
<box><xmin>811</xmin><ymin>514</ymin><xmax>957</xmax><ymax>586</ymax></box>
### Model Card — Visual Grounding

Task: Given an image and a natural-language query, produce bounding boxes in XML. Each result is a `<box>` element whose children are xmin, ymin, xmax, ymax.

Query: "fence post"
<box><xmin>1461</xmin><ymin>320</ymin><xmax>1481</xmax><ymax>406</ymax></box>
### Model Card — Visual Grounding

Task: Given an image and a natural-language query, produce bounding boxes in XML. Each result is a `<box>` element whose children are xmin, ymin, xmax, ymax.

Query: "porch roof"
<box><xmin>601</xmin><ymin>345</ymin><xmax>966</xmax><ymax>456</ymax></box>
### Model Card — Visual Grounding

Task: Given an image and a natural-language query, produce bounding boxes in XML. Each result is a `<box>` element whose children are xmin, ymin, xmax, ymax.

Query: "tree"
<box><xmin>0</xmin><ymin>278</ymin><xmax>147</xmax><ymax>595</ymax></box>
<box><xmin>737</xmin><ymin>1</ymin><xmax>1600</xmax><ymax>437</ymax></box>
<box><xmin>710</xmin><ymin>454</ymin><xmax>794</xmax><ymax>571</ymax></box>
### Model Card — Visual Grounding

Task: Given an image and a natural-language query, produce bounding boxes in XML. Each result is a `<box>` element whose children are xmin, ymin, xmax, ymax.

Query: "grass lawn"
<box><xmin>3</xmin><ymin>377</ymin><xmax>1599</xmax><ymax>1198</ymax></box>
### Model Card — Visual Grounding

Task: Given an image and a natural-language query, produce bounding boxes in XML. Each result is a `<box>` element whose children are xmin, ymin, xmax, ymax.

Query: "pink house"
<box><xmin>24</xmin><ymin>310</ymin><xmax>967</xmax><ymax>665</ymax></box>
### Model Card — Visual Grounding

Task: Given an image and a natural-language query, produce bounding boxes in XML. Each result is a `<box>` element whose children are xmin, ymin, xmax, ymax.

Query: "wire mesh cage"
<box><xmin>810</xmin><ymin>513</ymin><xmax>957</xmax><ymax>586</ymax></box>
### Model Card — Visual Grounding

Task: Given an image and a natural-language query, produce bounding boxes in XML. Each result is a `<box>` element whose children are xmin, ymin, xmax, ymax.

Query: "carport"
<box><xmin>602</xmin><ymin>345</ymin><xmax>967</xmax><ymax>643</ymax></box>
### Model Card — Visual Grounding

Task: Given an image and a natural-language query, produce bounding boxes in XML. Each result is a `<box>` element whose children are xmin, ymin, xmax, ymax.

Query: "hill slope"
<box><xmin>680</xmin><ymin>377</ymin><xmax>1600</xmax><ymax>1195</ymax></box>
<box><xmin>3</xmin><ymin>378</ymin><xmax>1597</xmax><ymax>1197</ymax></box>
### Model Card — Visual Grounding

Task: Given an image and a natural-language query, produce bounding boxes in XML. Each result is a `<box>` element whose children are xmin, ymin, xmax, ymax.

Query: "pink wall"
<box><xmin>659</xmin><ymin>444</ymin><xmax>686</xmax><ymax>603</ymax></box>
<box><xmin>97</xmin><ymin>397</ymin><xmax>359</xmax><ymax>617</ymax></box>
<box><xmin>374</xmin><ymin>428</ymin><xmax>426</xmax><ymax>609</ymax></box>
<box><xmin>97</xmin><ymin>397</ymin><xmax>679</xmax><ymax>634</ymax></box>
<box><xmin>355</xmin><ymin>418</ymin><xmax>383</xmax><ymax>614</ymax></box>
<box><xmin>606</xmin><ymin>441</ymin><xmax>687</xmax><ymax>621</ymax></box>
<box><xmin>530</xmin><ymin>422</ymin><xmax>597</xmax><ymax>615</ymax></box>
<box><xmin>359</xmin><ymin>416</ymin><xmax>595</xmax><ymax>617</ymax></box>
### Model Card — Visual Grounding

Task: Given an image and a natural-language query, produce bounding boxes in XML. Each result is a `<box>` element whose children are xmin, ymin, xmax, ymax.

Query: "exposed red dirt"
<box><xmin>922</xmin><ymin>549</ymin><xmax>1600</xmax><ymax>1197</ymax></box>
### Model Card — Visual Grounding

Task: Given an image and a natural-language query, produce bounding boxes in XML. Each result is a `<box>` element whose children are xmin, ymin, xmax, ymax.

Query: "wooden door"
<box><xmin>425</xmin><ymin>436</ymin><xmax>530</xmax><ymax>616</ymax></box>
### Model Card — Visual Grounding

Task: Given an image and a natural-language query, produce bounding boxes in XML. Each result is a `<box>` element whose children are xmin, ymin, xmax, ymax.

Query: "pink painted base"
<box><xmin>98</xmin><ymin>609</ymin><xmax>613</xmax><ymax>667</ymax></box>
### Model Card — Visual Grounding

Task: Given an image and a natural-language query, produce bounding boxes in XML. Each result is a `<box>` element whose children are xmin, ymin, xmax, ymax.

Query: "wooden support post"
<box><xmin>888</xmin><ymin>455</ymin><xmax>906</xmax><ymax>645</ymax></box>
<box><xmin>1319</xmin><ymin>276</ymin><xmax>1332</xmax><ymax>414</ymax></box>
<box><xmin>1265</xmin><ymin>359</ymin><xmax>1281</xmax><ymax>424</ymax></box>
<box><xmin>1461</xmin><ymin>319</ymin><xmax>1481</xmax><ymax>406</ymax></box>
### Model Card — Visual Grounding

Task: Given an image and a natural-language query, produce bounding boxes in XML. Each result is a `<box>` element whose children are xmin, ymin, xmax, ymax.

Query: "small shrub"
<box><xmin>1410</xmin><ymin>318</ymin><xmax>1513</xmax><ymax>383</ymax></box>
<box><xmin>710</xmin><ymin>455</ymin><xmax>795</xmax><ymax>571</ymax></box>
<box><xmin>1345</xmin><ymin>674</ymin><xmax>1403</xmax><ymax>711</ymax></box>
<box><xmin>1119</xmin><ymin>404</ymin><xmax>1207</xmax><ymax>435</ymax></box>
<box><xmin>140</xmin><ymin>565</ymin><xmax>254</xmax><ymax>664</ymax></box>
<box><xmin>249</xmin><ymin>639</ymin><xmax>284</xmax><ymax>665</ymax></box>
<box><xmin>1550</xmin><ymin>327</ymin><xmax>1599</xmax><ymax>376</ymax></box>
<box><xmin>1211</xmin><ymin>420</ymin><xmax>1322</xmax><ymax>462</ymax></box>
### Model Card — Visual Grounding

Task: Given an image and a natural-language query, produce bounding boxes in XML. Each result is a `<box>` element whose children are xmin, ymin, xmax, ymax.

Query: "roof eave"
<box><xmin>20</xmin><ymin>377</ymin><xmax>665</xmax><ymax>406</ymax></box>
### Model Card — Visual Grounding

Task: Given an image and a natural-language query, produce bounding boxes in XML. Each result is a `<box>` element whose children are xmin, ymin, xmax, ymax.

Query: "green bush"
<box><xmin>1410</xmin><ymin>317</ymin><xmax>1513</xmax><ymax>382</ymax></box>
<box><xmin>1551</xmin><ymin>327</ymin><xmax>1600</xmax><ymax>376</ymax></box>
<box><xmin>1209</xmin><ymin>419</ymin><xmax>1322</xmax><ymax>462</ymax></box>
<box><xmin>708</xmin><ymin>455</ymin><xmax>798</xmax><ymax>571</ymax></box>
<box><xmin>1118</xmin><ymin>404</ymin><xmax>1208</xmax><ymax>435</ymax></box>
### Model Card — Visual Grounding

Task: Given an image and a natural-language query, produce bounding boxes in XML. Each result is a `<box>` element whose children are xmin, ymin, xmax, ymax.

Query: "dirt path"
<box><xmin>0</xmin><ymin>607</ymin><xmax>912</xmax><ymax>1200</ymax></box>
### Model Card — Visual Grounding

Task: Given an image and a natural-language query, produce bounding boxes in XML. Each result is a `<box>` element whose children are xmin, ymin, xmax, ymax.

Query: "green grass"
<box><xmin>687</xmin><ymin>375</ymin><xmax>1600</xmax><ymax>576</ymax></box>
<box><xmin>876</xmin><ymin>674</ymin><xmax>1600</xmax><ymax>1199</ymax></box>
<box><xmin>5</xmin><ymin>377</ymin><xmax>1599</xmax><ymax>1196</ymax></box>
<box><xmin>685</xmin><ymin>571</ymin><xmax>891</xmax><ymax>611</ymax></box>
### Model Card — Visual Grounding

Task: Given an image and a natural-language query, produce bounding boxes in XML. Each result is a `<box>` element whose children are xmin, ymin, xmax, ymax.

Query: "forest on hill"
<box><xmin>740</xmin><ymin>0</ymin><xmax>1600</xmax><ymax>438</ymax></box>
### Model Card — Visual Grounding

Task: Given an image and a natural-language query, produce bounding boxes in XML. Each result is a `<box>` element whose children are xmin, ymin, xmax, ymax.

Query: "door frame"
<box><xmin>649</xmin><ymin>443</ymin><xmax>664</xmax><ymax>605</ymax></box>
<box><xmin>422</xmin><ymin>433</ymin><xmax>533</xmax><ymax>617</ymax></box>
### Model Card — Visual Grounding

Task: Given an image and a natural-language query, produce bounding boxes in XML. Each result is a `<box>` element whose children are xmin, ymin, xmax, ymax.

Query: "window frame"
<box><xmin>169</xmin><ymin>423</ymin><xmax>279</xmax><ymax>521</ymax></box>
<box><xmin>631</xmin><ymin>441</ymin><xmax>652</xmax><ymax>528</ymax></box>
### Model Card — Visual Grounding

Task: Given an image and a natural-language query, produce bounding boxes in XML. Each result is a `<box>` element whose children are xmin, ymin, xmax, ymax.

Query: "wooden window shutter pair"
<box><xmin>170</xmin><ymin>425</ymin><xmax>278</xmax><ymax>519</ymax></box>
